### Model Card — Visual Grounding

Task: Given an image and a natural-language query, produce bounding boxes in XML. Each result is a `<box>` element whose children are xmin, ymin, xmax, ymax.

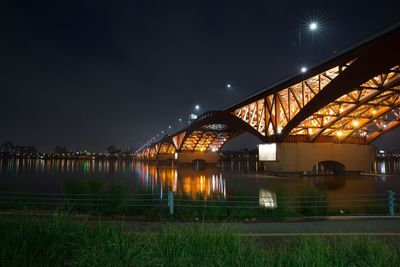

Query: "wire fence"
<box><xmin>0</xmin><ymin>190</ymin><xmax>397</xmax><ymax>217</ymax></box>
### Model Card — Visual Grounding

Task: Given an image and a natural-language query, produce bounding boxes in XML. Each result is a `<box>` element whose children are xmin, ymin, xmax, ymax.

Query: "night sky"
<box><xmin>1</xmin><ymin>0</ymin><xmax>399</xmax><ymax>152</ymax></box>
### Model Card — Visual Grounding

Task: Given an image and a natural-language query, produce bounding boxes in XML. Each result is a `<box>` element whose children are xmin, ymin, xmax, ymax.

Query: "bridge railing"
<box><xmin>0</xmin><ymin>191</ymin><xmax>397</xmax><ymax>217</ymax></box>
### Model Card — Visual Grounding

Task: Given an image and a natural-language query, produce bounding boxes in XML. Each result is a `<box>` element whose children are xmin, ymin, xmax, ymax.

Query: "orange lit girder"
<box><xmin>158</xmin><ymin>143</ymin><xmax>176</xmax><ymax>154</ymax></box>
<box><xmin>178</xmin><ymin>111</ymin><xmax>264</xmax><ymax>152</ymax></box>
<box><xmin>180</xmin><ymin>130</ymin><xmax>235</xmax><ymax>152</ymax></box>
<box><xmin>233</xmin><ymin>64</ymin><xmax>348</xmax><ymax>138</ymax></box>
<box><xmin>364</xmin><ymin>107</ymin><xmax>400</xmax><ymax>143</ymax></box>
<box><xmin>342</xmin><ymin>96</ymin><xmax>400</xmax><ymax>142</ymax></box>
<box><xmin>300</xmin><ymin>69</ymin><xmax>400</xmax><ymax>143</ymax></box>
<box><xmin>148</xmin><ymin>146</ymin><xmax>157</xmax><ymax>158</ymax></box>
<box><xmin>172</xmin><ymin>131</ymin><xmax>186</xmax><ymax>149</ymax></box>
<box><xmin>230</xmin><ymin>57</ymin><xmax>398</xmax><ymax>144</ymax></box>
<box><xmin>366</xmin><ymin>121</ymin><xmax>400</xmax><ymax>143</ymax></box>
<box><xmin>280</xmin><ymin>68</ymin><xmax>399</xmax><ymax>144</ymax></box>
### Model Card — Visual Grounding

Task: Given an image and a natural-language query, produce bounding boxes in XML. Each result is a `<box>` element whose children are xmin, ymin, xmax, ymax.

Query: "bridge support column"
<box><xmin>176</xmin><ymin>151</ymin><xmax>220</xmax><ymax>164</ymax></box>
<box><xmin>157</xmin><ymin>154</ymin><xmax>175</xmax><ymax>162</ymax></box>
<box><xmin>148</xmin><ymin>155</ymin><xmax>157</xmax><ymax>161</ymax></box>
<box><xmin>260</xmin><ymin>143</ymin><xmax>375</xmax><ymax>174</ymax></box>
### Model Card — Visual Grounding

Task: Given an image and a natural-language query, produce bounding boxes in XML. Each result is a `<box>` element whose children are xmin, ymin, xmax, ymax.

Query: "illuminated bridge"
<box><xmin>136</xmin><ymin>25</ymin><xmax>400</xmax><ymax>173</ymax></box>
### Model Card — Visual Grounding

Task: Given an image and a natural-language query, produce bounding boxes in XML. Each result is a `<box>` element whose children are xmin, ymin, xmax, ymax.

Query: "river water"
<box><xmin>0</xmin><ymin>159</ymin><xmax>399</xmax><ymax>201</ymax></box>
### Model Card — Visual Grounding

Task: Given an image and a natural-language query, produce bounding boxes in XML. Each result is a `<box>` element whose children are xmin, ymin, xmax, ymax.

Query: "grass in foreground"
<box><xmin>0</xmin><ymin>215</ymin><xmax>399</xmax><ymax>266</ymax></box>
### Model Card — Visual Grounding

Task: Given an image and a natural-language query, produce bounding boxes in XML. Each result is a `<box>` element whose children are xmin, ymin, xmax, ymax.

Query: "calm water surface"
<box><xmin>0</xmin><ymin>159</ymin><xmax>399</xmax><ymax>200</ymax></box>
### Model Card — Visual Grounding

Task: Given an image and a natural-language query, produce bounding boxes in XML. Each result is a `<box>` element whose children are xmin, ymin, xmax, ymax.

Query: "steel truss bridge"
<box><xmin>136</xmin><ymin>25</ymin><xmax>400</xmax><ymax>161</ymax></box>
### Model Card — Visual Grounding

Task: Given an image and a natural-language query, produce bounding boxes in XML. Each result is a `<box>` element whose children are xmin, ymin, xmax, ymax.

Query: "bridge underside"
<box><xmin>178</xmin><ymin>111</ymin><xmax>265</xmax><ymax>153</ymax></box>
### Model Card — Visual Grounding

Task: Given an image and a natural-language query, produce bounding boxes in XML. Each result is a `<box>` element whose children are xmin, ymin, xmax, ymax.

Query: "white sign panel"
<box><xmin>258</xmin><ymin>143</ymin><xmax>277</xmax><ymax>161</ymax></box>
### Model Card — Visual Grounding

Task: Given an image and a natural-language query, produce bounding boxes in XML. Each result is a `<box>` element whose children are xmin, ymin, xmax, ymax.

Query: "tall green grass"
<box><xmin>64</xmin><ymin>179</ymin><xmax>127</xmax><ymax>214</ymax></box>
<box><xmin>0</xmin><ymin>215</ymin><xmax>399</xmax><ymax>266</ymax></box>
<box><xmin>298</xmin><ymin>187</ymin><xmax>329</xmax><ymax>216</ymax></box>
<box><xmin>263</xmin><ymin>236</ymin><xmax>400</xmax><ymax>266</ymax></box>
<box><xmin>63</xmin><ymin>180</ymin><xmax>169</xmax><ymax>216</ymax></box>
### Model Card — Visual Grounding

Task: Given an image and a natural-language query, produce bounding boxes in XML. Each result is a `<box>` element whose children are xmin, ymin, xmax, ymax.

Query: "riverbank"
<box><xmin>0</xmin><ymin>188</ymin><xmax>394</xmax><ymax>219</ymax></box>
<box><xmin>0</xmin><ymin>214</ymin><xmax>399</xmax><ymax>266</ymax></box>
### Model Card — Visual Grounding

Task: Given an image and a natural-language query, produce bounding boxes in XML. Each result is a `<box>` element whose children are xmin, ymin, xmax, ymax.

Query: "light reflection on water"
<box><xmin>371</xmin><ymin>160</ymin><xmax>400</xmax><ymax>174</ymax></box>
<box><xmin>259</xmin><ymin>189</ymin><xmax>277</xmax><ymax>208</ymax></box>
<box><xmin>0</xmin><ymin>159</ymin><xmax>399</xmax><ymax>202</ymax></box>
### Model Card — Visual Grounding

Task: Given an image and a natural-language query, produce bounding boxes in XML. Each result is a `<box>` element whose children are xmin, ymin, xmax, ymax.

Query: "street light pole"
<box><xmin>221</xmin><ymin>83</ymin><xmax>231</xmax><ymax>108</ymax></box>
<box><xmin>298</xmin><ymin>30</ymin><xmax>302</xmax><ymax>68</ymax></box>
<box><xmin>298</xmin><ymin>21</ymin><xmax>318</xmax><ymax>73</ymax></box>
<box><xmin>188</xmin><ymin>105</ymin><xmax>200</xmax><ymax>125</ymax></box>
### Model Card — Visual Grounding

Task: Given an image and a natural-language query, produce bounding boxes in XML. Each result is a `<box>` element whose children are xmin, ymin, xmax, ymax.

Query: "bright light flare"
<box><xmin>301</xmin><ymin>66</ymin><xmax>307</xmax><ymax>73</ymax></box>
<box><xmin>309</xmin><ymin>22</ymin><xmax>318</xmax><ymax>31</ymax></box>
<box><xmin>259</xmin><ymin>143</ymin><xmax>277</xmax><ymax>161</ymax></box>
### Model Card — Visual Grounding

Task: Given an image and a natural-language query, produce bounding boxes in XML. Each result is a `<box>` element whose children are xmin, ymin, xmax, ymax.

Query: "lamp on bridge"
<box><xmin>352</xmin><ymin>120</ymin><xmax>360</xmax><ymax>127</ymax></box>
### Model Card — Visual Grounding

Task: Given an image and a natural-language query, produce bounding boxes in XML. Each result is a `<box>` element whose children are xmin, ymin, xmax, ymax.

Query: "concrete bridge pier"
<box><xmin>155</xmin><ymin>154</ymin><xmax>176</xmax><ymax>166</ymax></box>
<box><xmin>175</xmin><ymin>151</ymin><xmax>220</xmax><ymax>165</ymax></box>
<box><xmin>142</xmin><ymin>155</ymin><xmax>157</xmax><ymax>161</ymax></box>
<box><xmin>157</xmin><ymin>154</ymin><xmax>175</xmax><ymax>162</ymax></box>
<box><xmin>261</xmin><ymin>143</ymin><xmax>375</xmax><ymax>175</ymax></box>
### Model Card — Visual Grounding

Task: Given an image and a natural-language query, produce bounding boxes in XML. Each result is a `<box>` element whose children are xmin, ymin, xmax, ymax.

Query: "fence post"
<box><xmin>168</xmin><ymin>190</ymin><xmax>174</xmax><ymax>216</ymax></box>
<box><xmin>388</xmin><ymin>190</ymin><xmax>394</xmax><ymax>216</ymax></box>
